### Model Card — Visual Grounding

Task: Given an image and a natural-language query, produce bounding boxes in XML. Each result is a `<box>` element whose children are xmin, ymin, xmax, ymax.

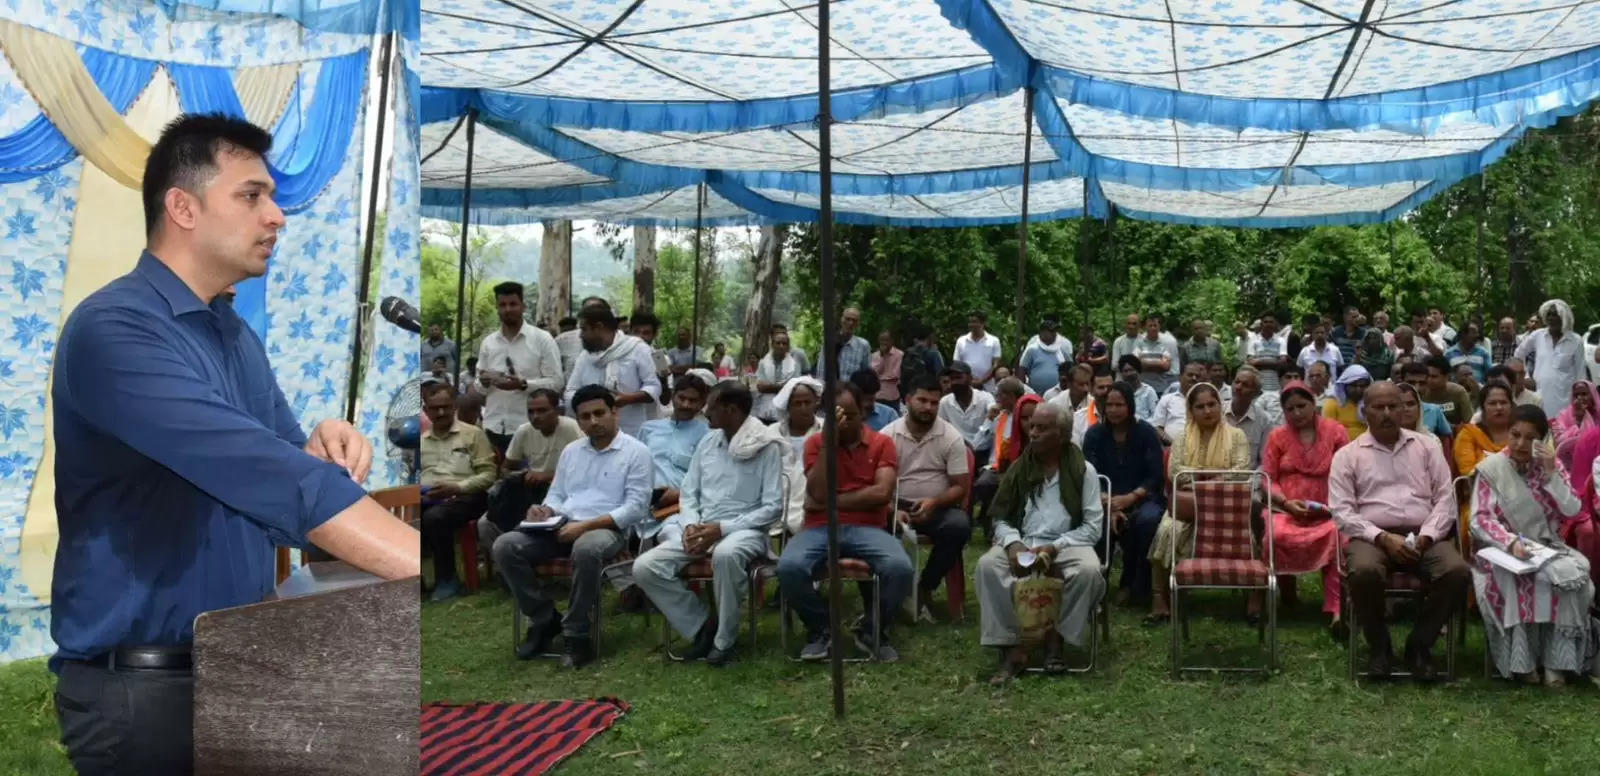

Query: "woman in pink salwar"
<box><xmin>1468</xmin><ymin>405</ymin><xmax>1598</xmax><ymax>687</ymax></box>
<box><xmin>1263</xmin><ymin>381</ymin><xmax>1351</xmax><ymax>641</ymax></box>
<box><xmin>1563</xmin><ymin>424</ymin><xmax>1600</xmax><ymax>586</ymax></box>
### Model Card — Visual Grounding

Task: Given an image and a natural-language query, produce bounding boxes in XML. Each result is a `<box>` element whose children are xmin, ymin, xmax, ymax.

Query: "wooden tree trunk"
<box><xmin>537</xmin><ymin>220</ymin><xmax>572</xmax><ymax>327</ymax></box>
<box><xmin>741</xmin><ymin>224</ymin><xmax>786</xmax><ymax>363</ymax></box>
<box><xmin>632</xmin><ymin>225</ymin><xmax>657</xmax><ymax>315</ymax></box>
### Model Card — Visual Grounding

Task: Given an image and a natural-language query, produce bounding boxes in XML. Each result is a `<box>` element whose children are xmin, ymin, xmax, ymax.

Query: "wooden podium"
<box><xmin>192</xmin><ymin>562</ymin><xmax>420</xmax><ymax>775</ymax></box>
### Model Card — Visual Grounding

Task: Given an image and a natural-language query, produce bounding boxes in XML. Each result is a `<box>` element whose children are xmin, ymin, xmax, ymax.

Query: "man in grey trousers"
<box><xmin>632</xmin><ymin>384</ymin><xmax>785</xmax><ymax>666</ymax></box>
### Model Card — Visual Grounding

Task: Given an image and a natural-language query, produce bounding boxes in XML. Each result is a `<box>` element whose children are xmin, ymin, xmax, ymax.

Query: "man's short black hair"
<box><xmin>1117</xmin><ymin>354</ymin><xmax>1142</xmax><ymax>372</ymax></box>
<box><xmin>968</xmin><ymin>310</ymin><xmax>988</xmax><ymax>323</ymax></box>
<box><xmin>1058</xmin><ymin>360</ymin><xmax>1077</xmax><ymax>376</ymax></box>
<box><xmin>836</xmin><ymin>380</ymin><xmax>867</xmax><ymax>409</ymax></box>
<box><xmin>493</xmin><ymin>281</ymin><xmax>524</xmax><ymax>300</ymax></box>
<box><xmin>572</xmin><ymin>384</ymin><xmax>616</xmax><ymax>410</ymax></box>
<box><xmin>578</xmin><ymin>295</ymin><xmax>609</xmax><ymax>309</ymax></box>
<box><xmin>528</xmin><ymin>388</ymin><xmax>561</xmax><ymax>409</ymax></box>
<box><xmin>422</xmin><ymin>381</ymin><xmax>455</xmax><ymax>401</ymax></box>
<box><xmin>675</xmin><ymin>374</ymin><xmax>708</xmax><ymax>398</ymax></box>
<box><xmin>712</xmin><ymin>383</ymin><xmax>754</xmax><ymax>416</ymax></box>
<box><xmin>142</xmin><ymin>113</ymin><xmax>275</xmax><ymax>237</ymax></box>
<box><xmin>1400</xmin><ymin>360</ymin><xmax>1430</xmax><ymax>378</ymax></box>
<box><xmin>1486</xmin><ymin>365</ymin><xmax>1514</xmax><ymax>384</ymax></box>
<box><xmin>1091</xmin><ymin>364</ymin><xmax>1114</xmax><ymax>380</ymax></box>
<box><xmin>558</xmin><ymin>316</ymin><xmax>577</xmax><ymax>328</ymax></box>
<box><xmin>631</xmin><ymin>312</ymin><xmax>660</xmax><ymax>331</ymax></box>
<box><xmin>1424</xmin><ymin>355</ymin><xmax>1451</xmax><ymax>375</ymax></box>
<box><xmin>907</xmin><ymin>375</ymin><xmax>943</xmax><ymax>397</ymax></box>
<box><xmin>578</xmin><ymin>305</ymin><xmax>619</xmax><ymax>330</ymax></box>
<box><xmin>849</xmin><ymin>368</ymin><xmax>880</xmax><ymax>396</ymax></box>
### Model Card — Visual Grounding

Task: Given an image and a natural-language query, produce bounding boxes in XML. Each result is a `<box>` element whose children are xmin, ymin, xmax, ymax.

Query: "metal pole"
<box><xmin>1016</xmin><ymin>86</ymin><xmax>1034</xmax><ymax>362</ymax></box>
<box><xmin>345</xmin><ymin>31</ymin><xmax>395</xmax><ymax>423</ymax></box>
<box><xmin>453</xmin><ymin>110</ymin><xmax>478</xmax><ymax>386</ymax></box>
<box><xmin>1474</xmin><ymin>173</ymin><xmax>1486</xmax><ymax>322</ymax></box>
<box><xmin>691</xmin><ymin>183</ymin><xmax>705</xmax><ymax>360</ymax></box>
<box><xmin>817</xmin><ymin>0</ymin><xmax>846</xmax><ymax>720</ymax></box>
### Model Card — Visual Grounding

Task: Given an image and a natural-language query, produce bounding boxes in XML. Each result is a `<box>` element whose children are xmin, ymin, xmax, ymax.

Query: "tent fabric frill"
<box><xmin>415</xmin><ymin>0</ymin><xmax>1600</xmax><ymax>228</ymax></box>
<box><xmin>0</xmin><ymin>0</ymin><xmax>418</xmax><ymax>665</ymax></box>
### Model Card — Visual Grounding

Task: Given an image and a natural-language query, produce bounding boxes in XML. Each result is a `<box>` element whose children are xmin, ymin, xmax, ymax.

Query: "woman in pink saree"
<box><xmin>1552</xmin><ymin>381</ymin><xmax>1600</xmax><ymax>472</ymax></box>
<box><xmin>1565</xmin><ymin>423</ymin><xmax>1600</xmax><ymax>585</ymax></box>
<box><xmin>1263</xmin><ymin>381</ymin><xmax>1352</xmax><ymax>641</ymax></box>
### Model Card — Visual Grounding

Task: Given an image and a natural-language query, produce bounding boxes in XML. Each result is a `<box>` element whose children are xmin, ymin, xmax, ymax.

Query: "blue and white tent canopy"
<box><xmin>418</xmin><ymin>0</ymin><xmax>1600</xmax><ymax>228</ymax></box>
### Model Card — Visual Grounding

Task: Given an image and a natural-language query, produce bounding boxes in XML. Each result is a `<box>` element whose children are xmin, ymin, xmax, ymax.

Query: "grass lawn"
<box><xmin>422</xmin><ymin>555</ymin><xmax>1600</xmax><ymax>776</ymax></box>
<box><xmin>0</xmin><ymin>657</ymin><xmax>72</xmax><ymax>775</ymax></box>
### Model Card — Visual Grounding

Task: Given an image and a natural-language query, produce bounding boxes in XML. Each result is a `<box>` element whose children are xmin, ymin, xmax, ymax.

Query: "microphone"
<box><xmin>379</xmin><ymin>296</ymin><xmax>421</xmax><ymax>334</ymax></box>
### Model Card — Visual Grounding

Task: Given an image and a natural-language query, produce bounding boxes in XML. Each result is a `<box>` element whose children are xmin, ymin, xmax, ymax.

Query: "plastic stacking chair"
<box><xmin>1024</xmin><ymin>474</ymin><xmax>1114</xmax><ymax>675</ymax></box>
<box><xmin>1170</xmin><ymin>470</ymin><xmax>1275</xmax><ymax>678</ymax></box>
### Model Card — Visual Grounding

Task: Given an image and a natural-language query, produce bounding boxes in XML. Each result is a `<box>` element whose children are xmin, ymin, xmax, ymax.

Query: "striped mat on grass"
<box><xmin>421</xmin><ymin>698</ymin><xmax>629</xmax><ymax>775</ymax></box>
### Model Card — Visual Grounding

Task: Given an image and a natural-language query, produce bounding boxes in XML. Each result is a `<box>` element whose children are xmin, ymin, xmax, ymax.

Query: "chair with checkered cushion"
<box><xmin>1169</xmin><ymin>470</ymin><xmax>1276</xmax><ymax>678</ymax></box>
<box><xmin>510</xmin><ymin>550</ymin><xmax>636</xmax><ymax>659</ymax></box>
<box><xmin>1337</xmin><ymin>536</ymin><xmax>1460</xmax><ymax>681</ymax></box>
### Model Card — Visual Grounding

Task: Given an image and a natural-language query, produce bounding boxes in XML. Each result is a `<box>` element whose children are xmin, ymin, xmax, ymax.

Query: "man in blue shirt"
<box><xmin>494</xmin><ymin>384</ymin><xmax>653</xmax><ymax>668</ymax></box>
<box><xmin>1444</xmin><ymin>321</ymin><xmax>1492</xmax><ymax>383</ymax></box>
<box><xmin>50</xmin><ymin>114</ymin><xmax>420</xmax><ymax>775</ymax></box>
<box><xmin>636</xmin><ymin>373</ymin><xmax>712</xmax><ymax>538</ymax></box>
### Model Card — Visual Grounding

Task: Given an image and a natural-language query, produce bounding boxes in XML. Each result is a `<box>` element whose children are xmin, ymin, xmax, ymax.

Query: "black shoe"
<box><xmin>559</xmin><ymin>638</ymin><xmax>596</xmax><ymax>670</ymax></box>
<box><xmin>514</xmin><ymin>617</ymin><xmax>561</xmax><ymax>661</ymax></box>
<box><xmin>706</xmin><ymin>645</ymin><xmax>737</xmax><ymax>667</ymax></box>
<box><xmin>1366</xmin><ymin>649</ymin><xmax>1394</xmax><ymax>680</ymax></box>
<box><xmin>1405</xmin><ymin>647</ymin><xmax>1438</xmax><ymax>682</ymax></box>
<box><xmin>851</xmin><ymin>626</ymin><xmax>900</xmax><ymax>663</ymax></box>
<box><xmin>1329</xmin><ymin>619</ymin><xmax>1350</xmax><ymax>645</ymax></box>
<box><xmin>679</xmin><ymin>619</ymin><xmax>718</xmax><ymax>661</ymax></box>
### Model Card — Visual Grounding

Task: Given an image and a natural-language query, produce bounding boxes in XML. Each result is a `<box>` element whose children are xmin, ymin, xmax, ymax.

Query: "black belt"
<box><xmin>88</xmin><ymin>646</ymin><xmax>193</xmax><ymax>672</ymax></box>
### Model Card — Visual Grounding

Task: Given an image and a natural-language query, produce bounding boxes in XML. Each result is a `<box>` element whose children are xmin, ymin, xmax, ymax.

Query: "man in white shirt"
<box><xmin>565</xmin><ymin>305</ymin><xmax>663</xmax><ymax>437</ymax></box>
<box><xmin>476</xmin><ymin>281</ymin><xmax>565</xmax><ymax>454</ymax></box>
<box><xmin>954</xmin><ymin>311</ymin><xmax>1003</xmax><ymax>389</ymax></box>
<box><xmin>1296</xmin><ymin>321</ymin><xmax>1344</xmax><ymax>378</ymax></box>
<box><xmin>557</xmin><ymin>297</ymin><xmax>608</xmax><ymax>381</ymax></box>
<box><xmin>1514</xmin><ymin>298</ymin><xmax>1588</xmax><ymax>414</ymax></box>
<box><xmin>1245</xmin><ymin>313</ymin><xmax>1290</xmax><ymax>394</ymax></box>
<box><xmin>937</xmin><ymin>361</ymin><xmax>994</xmax><ymax>460</ymax></box>
<box><xmin>1110</xmin><ymin>313</ymin><xmax>1141</xmax><ymax>365</ymax></box>
<box><xmin>493</xmin><ymin>385</ymin><xmax>653</xmax><ymax>668</ymax></box>
<box><xmin>481</xmin><ymin>388</ymin><xmax>585</xmax><ymax>552</ymax></box>
<box><xmin>1151</xmin><ymin>362</ymin><xmax>1205</xmax><ymax>444</ymax></box>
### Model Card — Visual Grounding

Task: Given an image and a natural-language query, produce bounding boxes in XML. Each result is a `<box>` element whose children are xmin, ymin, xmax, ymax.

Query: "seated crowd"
<box><xmin>417</xmin><ymin>294</ymin><xmax>1600</xmax><ymax>684</ymax></box>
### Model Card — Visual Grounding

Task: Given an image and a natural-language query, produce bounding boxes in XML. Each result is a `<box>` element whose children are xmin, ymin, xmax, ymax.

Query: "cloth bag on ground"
<box><xmin>1013</xmin><ymin>564</ymin><xmax>1064</xmax><ymax>647</ymax></box>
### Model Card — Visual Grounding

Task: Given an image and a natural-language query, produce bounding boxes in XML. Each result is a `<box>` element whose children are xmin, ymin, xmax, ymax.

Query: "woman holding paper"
<box><xmin>1468</xmin><ymin>405</ymin><xmax>1600</xmax><ymax>686</ymax></box>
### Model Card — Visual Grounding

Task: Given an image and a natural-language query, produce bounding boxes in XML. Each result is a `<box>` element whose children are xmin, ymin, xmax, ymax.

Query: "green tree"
<box><xmin>419</xmin><ymin>222</ymin><xmax>508</xmax><ymax>359</ymax></box>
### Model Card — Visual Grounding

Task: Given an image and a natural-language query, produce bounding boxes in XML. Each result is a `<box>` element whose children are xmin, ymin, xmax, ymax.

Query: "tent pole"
<box><xmin>1016</xmin><ymin>86</ymin><xmax>1034</xmax><ymax>362</ymax></box>
<box><xmin>691</xmin><ymin>183</ymin><xmax>705</xmax><ymax>359</ymax></box>
<box><xmin>453</xmin><ymin>109</ymin><xmax>477</xmax><ymax>386</ymax></box>
<box><xmin>817</xmin><ymin>0</ymin><xmax>846</xmax><ymax>720</ymax></box>
<box><xmin>1474</xmin><ymin>173</ymin><xmax>1486</xmax><ymax>323</ymax></box>
<box><xmin>345</xmin><ymin>30</ymin><xmax>395</xmax><ymax>423</ymax></box>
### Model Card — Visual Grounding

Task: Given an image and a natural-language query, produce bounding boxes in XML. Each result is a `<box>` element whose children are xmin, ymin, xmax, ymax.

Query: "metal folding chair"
<box><xmin>778</xmin><ymin>481</ymin><xmax>900</xmax><ymax>663</ymax></box>
<box><xmin>1337</xmin><ymin>527</ymin><xmax>1461</xmax><ymax>682</ymax></box>
<box><xmin>1024</xmin><ymin>473</ymin><xmax>1115</xmax><ymax>675</ymax></box>
<box><xmin>658</xmin><ymin>476</ymin><xmax>788</xmax><ymax>659</ymax></box>
<box><xmin>898</xmin><ymin>447</ymin><xmax>975</xmax><ymax>622</ymax></box>
<box><xmin>1169</xmin><ymin>470</ymin><xmax>1276</xmax><ymax>678</ymax></box>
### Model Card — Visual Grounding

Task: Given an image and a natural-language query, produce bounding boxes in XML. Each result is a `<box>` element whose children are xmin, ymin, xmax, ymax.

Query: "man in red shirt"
<box><xmin>776</xmin><ymin>381</ymin><xmax>909</xmax><ymax>662</ymax></box>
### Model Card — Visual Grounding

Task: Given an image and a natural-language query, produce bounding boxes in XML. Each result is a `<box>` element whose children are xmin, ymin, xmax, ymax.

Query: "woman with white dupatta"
<box><xmin>1469</xmin><ymin>405</ymin><xmax>1600</xmax><ymax>687</ymax></box>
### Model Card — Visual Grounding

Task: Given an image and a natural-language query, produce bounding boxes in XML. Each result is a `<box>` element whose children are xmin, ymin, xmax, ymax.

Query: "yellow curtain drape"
<box><xmin>234</xmin><ymin>63</ymin><xmax>298</xmax><ymax>129</ymax></box>
<box><xmin>0</xmin><ymin>19</ymin><xmax>152</xmax><ymax>188</ymax></box>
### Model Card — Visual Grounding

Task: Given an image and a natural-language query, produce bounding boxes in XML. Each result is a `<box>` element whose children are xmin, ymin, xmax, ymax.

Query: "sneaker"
<box><xmin>851</xmin><ymin>627</ymin><xmax>900</xmax><ymax>663</ymax></box>
<box><xmin>429</xmin><ymin>579</ymin><xmax>464</xmax><ymax>603</ymax></box>
<box><xmin>799</xmin><ymin>632</ymin><xmax>831</xmax><ymax>662</ymax></box>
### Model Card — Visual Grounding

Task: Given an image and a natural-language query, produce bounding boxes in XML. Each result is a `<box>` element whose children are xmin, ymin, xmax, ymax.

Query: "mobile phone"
<box><xmin>896</xmin><ymin>498</ymin><xmax>918</xmax><ymax>513</ymax></box>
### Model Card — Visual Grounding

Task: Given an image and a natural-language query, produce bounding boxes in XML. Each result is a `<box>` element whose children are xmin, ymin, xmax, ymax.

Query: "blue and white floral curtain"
<box><xmin>0</xmin><ymin>0</ymin><xmax>416</xmax><ymax>664</ymax></box>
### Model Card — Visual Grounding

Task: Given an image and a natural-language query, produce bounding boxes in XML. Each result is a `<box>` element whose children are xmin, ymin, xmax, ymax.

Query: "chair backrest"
<box><xmin>1181</xmin><ymin>472</ymin><xmax>1265</xmax><ymax>563</ymax></box>
<box><xmin>370</xmin><ymin>485</ymin><xmax>421</xmax><ymax>528</ymax></box>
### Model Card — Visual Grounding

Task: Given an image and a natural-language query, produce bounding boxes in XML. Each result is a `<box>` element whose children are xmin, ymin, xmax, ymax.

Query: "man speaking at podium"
<box><xmin>46</xmin><ymin>115</ymin><xmax>421</xmax><ymax>775</ymax></box>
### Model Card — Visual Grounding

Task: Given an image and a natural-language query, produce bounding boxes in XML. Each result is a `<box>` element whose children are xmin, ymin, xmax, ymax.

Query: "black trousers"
<box><xmin>486</xmin><ymin>430</ymin><xmax>513</xmax><ymax>457</ymax></box>
<box><xmin>56</xmin><ymin>660</ymin><xmax>194</xmax><ymax>775</ymax></box>
<box><xmin>422</xmin><ymin>492</ymin><xmax>489</xmax><ymax>583</ymax></box>
<box><xmin>912</xmin><ymin>507</ymin><xmax>972</xmax><ymax>595</ymax></box>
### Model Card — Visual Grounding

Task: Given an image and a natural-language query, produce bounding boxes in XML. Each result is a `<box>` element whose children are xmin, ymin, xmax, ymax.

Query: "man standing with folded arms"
<box><xmin>49</xmin><ymin>114</ymin><xmax>419</xmax><ymax>775</ymax></box>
